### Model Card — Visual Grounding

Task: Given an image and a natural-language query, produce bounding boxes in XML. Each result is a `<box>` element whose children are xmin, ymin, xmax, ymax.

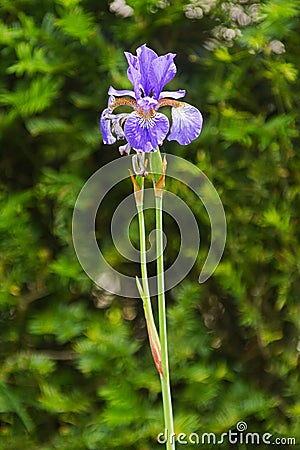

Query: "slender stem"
<box><xmin>136</xmin><ymin>202</ymin><xmax>161</xmax><ymax>371</ymax></box>
<box><xmin>156</xmin><ymin>194</ymin><xmax>175</xmax><ymax>450</ymax></box>
<box><xmin>137</xmin><ymin>203</ymin><xmax>150</xmax><ymax>299</ymax></box>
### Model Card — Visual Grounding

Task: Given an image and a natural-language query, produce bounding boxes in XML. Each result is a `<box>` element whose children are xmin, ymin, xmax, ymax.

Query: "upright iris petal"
<box><xmin>124</xmin><ymin>52</ymin><xmax>141</xmax><ymax>98</ymax></box>
<box><xmin>100</xmin><ymin>44</ymin><xmax>203</xmax><ymax>153</ymax></box>
<box><xmin>136</xmin><ymin>45</ymin><xmax>158</xmax><ymax>97</ymax></box>
<box><xmin>152</xmin><ymin>53</ymin><xmax>177</xmax><ymax>99</ymax></box>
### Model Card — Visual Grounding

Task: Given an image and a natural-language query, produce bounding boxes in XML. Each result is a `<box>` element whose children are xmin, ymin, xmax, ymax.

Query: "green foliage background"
<box><xmin>1</xmin><ymin>0</ymin><xmax>300</xmax><ymax>448</ymax></box>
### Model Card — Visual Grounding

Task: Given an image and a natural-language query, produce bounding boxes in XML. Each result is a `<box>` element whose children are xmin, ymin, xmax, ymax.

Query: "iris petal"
<box><xmin>152</xmin><ymin>53</ymin><xmax>177</xmax><ymax>99</ymax></box>
<box><xmin>124</xmin><ymin>51</ymin><xmax>143</xmax><ymax>100</ymax></box>
<box><xmin>124</xmin><ymin>52</ymin><xmax>139</xmax><ymax>88</ymax></box>
<box><xmin>167</xmin><ymin>103</ymin><xmax>203</xmax><ymax>145</ymax></box>
<box><xmin>124</xmin><ymin>112</ymin><xmax>169</xmax><ymax>152</ymax></box>
<box><xmin>108</xmin><ymin>86</ymin><xmax>136</xmax><ymax>98</ymax></box>
<box><xmin>100</xmin><ymin>108</ymin><xmax>116</xmax><ymax>145</ymax></box>
<box><xmin>136</xmin><ymin>44</ymin><xmax>158</xmax><ymax>97</ymax></box>
<box><xmin>119</xmin><ymin>142</ymin><xmax>131</xmax><ymax>156</ymax></box>
<box><xmin>159</xmin><ymin>90</ymin><xmax>186</xmax><ymax>100</ymax></box>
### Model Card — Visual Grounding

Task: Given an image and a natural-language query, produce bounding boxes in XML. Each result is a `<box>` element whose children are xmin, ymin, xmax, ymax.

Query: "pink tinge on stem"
<box><xmin>149</xmin><ymin>335</ymin><xmax>164</xmax><ymax>377</ymax></box>
<box><xmin>146</xmin><ymin>317</ymin><xmax>164</xmax><ymax>376</ymax></box>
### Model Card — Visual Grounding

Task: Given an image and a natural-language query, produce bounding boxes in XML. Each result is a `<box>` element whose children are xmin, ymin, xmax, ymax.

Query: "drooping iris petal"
<box><xmin>167</xmin><ymin>103</ymin><xmax>203</xmax><ymax>145</ymax></box>
<box><xmin>159</xmin><ymin>90</ymin><xmax>186</xmax><ymax>99</ymax></box>
<box><xmin>136</xmin><ymin>44</ymin><xmax>158</xmax><ymax>97</ymax></box>
<box><xmin>111</xmin><ymin>113</ymin><xmax>129</xmax><ymax>139</ymax></box>
<box><xmin>152</xmin><ymin>53</ymin><xmax>177</xmax><ymax>99</ymax></box>
<box><xmin>100</xmin><ymin>108</ymin><xmax>116</xmax><ymax>145</ymax></box>
<box><xmin>124</xmin><ymin>112</ymin><xmax>169</xmax><ymax>152</ymax></box>
<box><xmin>108</xmin><ymin>86</ymin><xmax>136</xmax><ymax>98</ymax></box>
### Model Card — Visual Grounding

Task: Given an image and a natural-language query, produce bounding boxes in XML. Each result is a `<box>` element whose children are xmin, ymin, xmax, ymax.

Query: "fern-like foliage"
<box><xmin>0</xmin><ymin>0</ymin><xmax>300</xmax><ymax>448</ymax></box>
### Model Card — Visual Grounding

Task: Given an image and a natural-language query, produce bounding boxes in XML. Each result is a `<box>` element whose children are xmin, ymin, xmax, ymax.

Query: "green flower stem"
<box><xmin>136</xmin><ymin>198</ymin><xmax>162</xmax><ymax>375</ymax></box>
<box><xmin>137</xmin><ymin>202</ymin><xmax>150</xmax><ymax>299</ymax></box>
<box><xmin>156</xmin><ymin>193</ymin><xmax>175</xmax><ymax>450</ymax></box>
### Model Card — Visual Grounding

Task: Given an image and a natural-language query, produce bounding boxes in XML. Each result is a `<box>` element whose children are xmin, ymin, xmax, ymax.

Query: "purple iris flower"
<box><xmin>100</xmin><ymin>44</ymin><xmax>203</xmax><ymax>153</ymax></box>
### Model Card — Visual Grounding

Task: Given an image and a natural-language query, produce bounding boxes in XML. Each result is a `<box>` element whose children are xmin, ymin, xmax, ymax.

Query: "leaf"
<box><xmin>39</xmin><ymin>383</ymin><xmax>89</xmax><ymax>413</ymax></box>
<box><xmin>26</xmin><ymin>117</ymin><xmax>72</xmax><ymax>136</ymax></box>
<box><xmin>55</xmin><ymin>7</ymin><xmax>95</xmax><ymax>43</ymax></box>
<box><xmin>0</xmin><ymin>22</ymin><xmax>22</xmax><ymax>45</ymax></box>
<box><xmin>0</xmin><ymin>382</ymin><xmax>34</xmax><ymax>432</ymax></box>
<box><xmin>28</xmin><ymin>303</ymin><xmax>86</xmax><ymax>343</ymax></box>
<box><xmin>6</xmin><ymin>42</ymin><xmax>55</xmax><ymax>76</ymax></box>
<box><xmin>0</xmin><ymin>76</ymin><xmax>62</xmax><ymax>116</ymax></box>
<box><xmin>3</xmin><ymin>352</ymin><xmax>56</xmax><ymax>376</ymax></box>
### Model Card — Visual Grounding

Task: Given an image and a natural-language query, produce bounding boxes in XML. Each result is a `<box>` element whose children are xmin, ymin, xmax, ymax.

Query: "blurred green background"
<box><xmin>1</xmin><ymin>0</ymin><xmax>300</xmax><ymax>449</ymax></box>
